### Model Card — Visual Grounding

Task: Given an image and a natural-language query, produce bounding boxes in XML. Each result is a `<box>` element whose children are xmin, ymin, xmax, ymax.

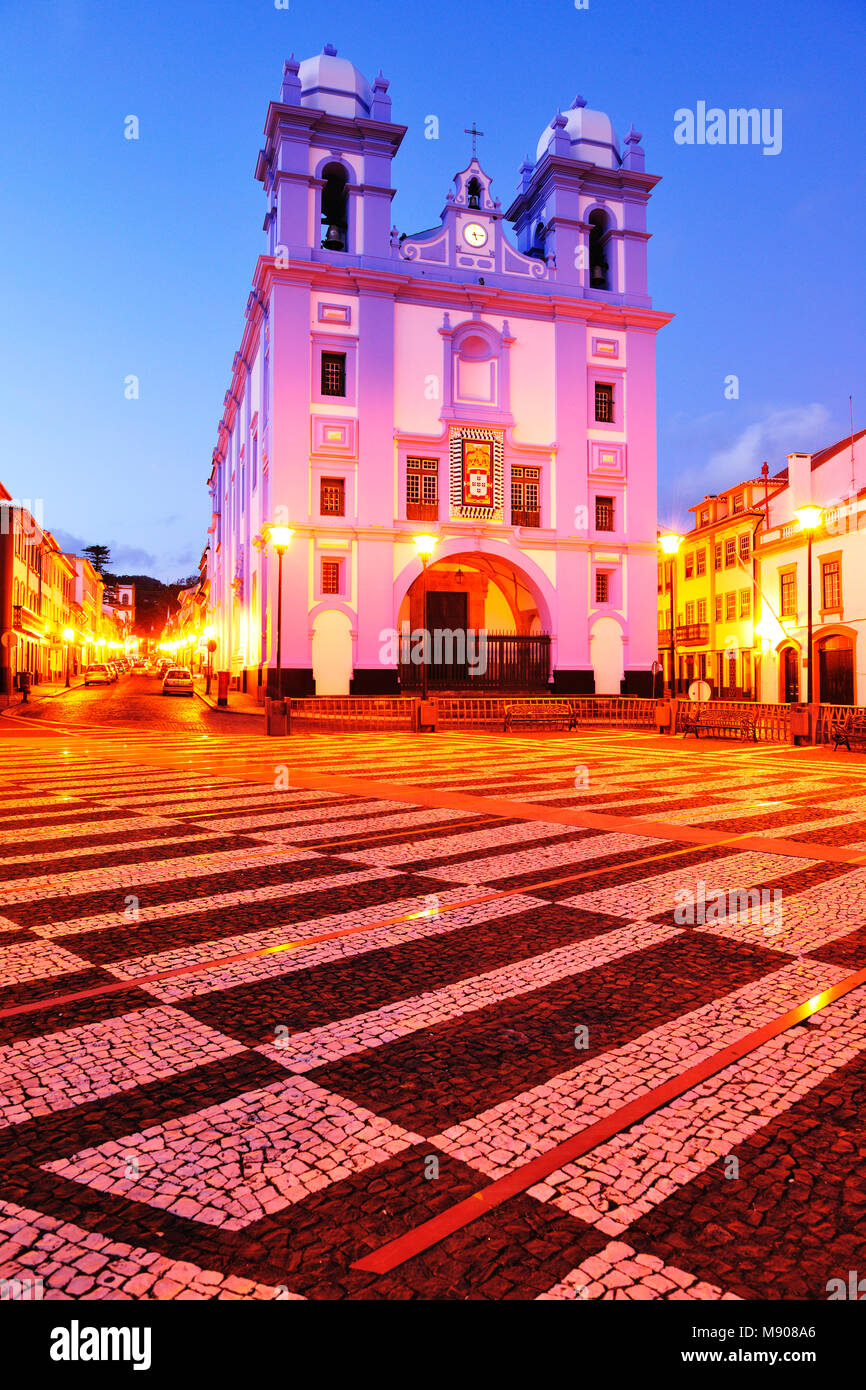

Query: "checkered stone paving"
<box><xmin>1</xmin><ymin>712</ymin><xmax>866</xmax><ymax>1300</ymax></box>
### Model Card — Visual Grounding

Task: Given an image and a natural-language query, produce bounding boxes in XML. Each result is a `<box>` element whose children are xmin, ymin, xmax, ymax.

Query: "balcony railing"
<box><xmin>675</xmin><ymin>623</ymin><xmax>710</xmax><ymax>646</ymax></box>
<box><xmin>406</xmin><ymin>502</ymin><xmax>439</xmax><ymax>522</ymax></box>
<box><xmin>511</xmin><ymin>509</ymin><xmax>541</xmax><ymax>528</ymax></box>
<box><xmin>13</xmin><ymin>603</ymin><xmax>44</xmax><ymax>636</ymax></box>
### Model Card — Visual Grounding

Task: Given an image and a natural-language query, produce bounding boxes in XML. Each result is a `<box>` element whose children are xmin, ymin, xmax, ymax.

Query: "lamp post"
<box><xmin>267</xmin><ymin>525</ymin><xmax>294</xmax><ymax>699</ymax></box>
<box><xmin>412</xmin><ymin>534</ymin><xmax>437</xmax><ymax>700</ymax></box>
<box><xmin>658</xmin><ymin>532</ymin><xmax>684</xmax><ymax>696</ymax></box>
<box><xmin>203</xmin><ymin>625</ymin><xmax>215</xmax><ymax>695</ymax></box>
<box><xmin>62</xmin><ymin>628</ymin><xmax>74</xmax><ymax>688</ymax></box>
<box><xmin>794</xmin><ymin>506</ymin><xmax>824</xmax><ymax>709</ymax></box>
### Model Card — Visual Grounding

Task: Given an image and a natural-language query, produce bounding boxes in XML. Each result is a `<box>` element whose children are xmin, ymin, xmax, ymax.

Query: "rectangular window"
<box><xmin>780</xmin><ymin>571</ymin><xmax>797</xmax><ymax>617</ymax></box>
<box><xmin>321</xmin><ymin>559</ymin><xmax>341</xmax><ymax>595</ymax></box>
<box><xmin>697</xmin><ymin>599</ymin><xmax>707</xmax><ymax>623</ymax></box>
<box><xmin>594</xmin><ymin>495</ymin><xmax>614</xmax><ymax>531</ymax></box>
<box><xmin>664</xmin><ymin>561</ymin><xmax>672</xmax><ymax>592</ymax></box>
<box><xmin>700</xmin><ymin>508</ymin><xmax>709</xmax><ymax>526</ymax></box>
<box><xmin>822</xmin><ymin>559</ymin><xmax>841</xmax><ymax>609</ymax></box>
<box><xmin>321</xmin><ymin>352</ymin><xmax>346</xmax><ymax>397</ymax></box>
<box><xmin>738</xmin><ymin>533</ymin><xmax>750</xmax><ymax>561</ymax></box>
<box><xmin>684</xmin><ymin>552</ymin><xmax>694</xmax><ymax>579</ymax></box>
<box><xmin>740</xmin><ymin>589</ymin><xmax>751</xmax><ymax>617</ymax></box>
<box><xmin>320</xmin><ymin>477</ymin><xmax>345</xmax><ymax>516</ymax></box>
<box><xmin>511</xmin><ymin>466</ymin><xmax>541</xmax><ymax>524</ymax></box>
<box><xmin>733</xmin><ymin>493</ymin><xmax>744</xmax><ymax>513</ymax></box>
<box><xmin>685</xmin><ymin>601</ymin><xmax>695</xmax><ymax>624</ymax></box>
<box><xmin>696</xmin><ymin>548</ymin><xmax>706</xmax><ymax>576</ymax></box>
<box><xmin>407</xmin><ymin>457</ymin><xmax>439</xmax><ymax>519</ymax></box>
<box><xmin>725</xmin><ymin>592</ymin><xmax>736</xmax><ymax>620</ymax></box>
<box><xmin>594</xmin><ymin>382</ymin><xmax>614</xmax><ymax>423</ymax></box>
<box><xmin>714</xmin><ymin>595</ymin><xmax>723</xmax><ymax>622</ymax></box>
<box><xmin>714</xmin><ymin>544</ymin><xmax>722</xmax><ymax>572</ymax></box>
<box><xmin>595</xmin><ymin>571</ymin><xmax>609</xmax><ymax>604</ymax></box>
<box><xmin>657</xmin><ymin>565</ymin><xmax>663</xmax><ymax>594</ymax></box>
<box><xmin>724</xmin><ymin>538</ymin><xmax>736</xmax><ymax>567</ymax></box>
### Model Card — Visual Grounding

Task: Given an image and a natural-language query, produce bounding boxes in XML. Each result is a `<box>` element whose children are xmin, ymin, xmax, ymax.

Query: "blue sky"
<box><xmin>1</xmin><ymin>0</ymin><xmax>863</xmax><ymax>578</ymax></box>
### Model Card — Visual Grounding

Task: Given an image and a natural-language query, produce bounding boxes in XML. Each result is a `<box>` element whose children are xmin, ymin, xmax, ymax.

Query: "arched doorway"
<box><xmin>396</xmin><ymin>551</ymin><xmax>551</xmax><ymax>690</ymax></box>
<box><xmin>818</xmin><ymin>634</ymin><xmax>854</xmax><ymax>705</ymax></box>
<box><xmin>590</xmin><ymin>617</ymin><xmax>624</xmax><ymax>695</ymax></box>
<box><xmin>312</xmin><ymin>610</ymin><xmax>353</xmax><ymax>695</ymax></box>
<box><xmin>780</xmin><ymin>646</ymin><xmax>799</xmax><ymax>703</ymax></box>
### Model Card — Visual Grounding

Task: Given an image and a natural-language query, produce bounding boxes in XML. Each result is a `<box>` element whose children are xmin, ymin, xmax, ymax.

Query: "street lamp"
<box><xmin>794</xmin><ymin>505</ymin><xmax>824</xmax><ymax>707</ymax></box>
<box><xmin>62</xmin><ymin>627</ymin><xmax>74</xmax><ymax>688</ymax></box>
<box><xmin>413</xmin><ymin>534</ymin><xmax>437</xmax><ymax>700</ymax></box>
<box><xmin>658</xmin><ymin>532</ymin><xmax>684</xmax><ymax>696</ymax></box>
<box><xmin>266</xmin><ymin>524</ymin><xmax>294</xmax><ymax>698</ymax></box>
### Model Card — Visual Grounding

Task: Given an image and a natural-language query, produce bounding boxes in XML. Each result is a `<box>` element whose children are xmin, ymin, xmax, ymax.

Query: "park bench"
<box><xmin>504</xmin><ymin>701</ymin><xmax>578</xmax><ymax>733</ymax></box>
<box><xmin>681</xmin><ymin>705</ymin><xmax>757</xmax><ymax>742</ymax></box>
<box><xmin>831</xmin><ymin>711</ymin><xmax>866</xmax><ymax>752</ymax></box>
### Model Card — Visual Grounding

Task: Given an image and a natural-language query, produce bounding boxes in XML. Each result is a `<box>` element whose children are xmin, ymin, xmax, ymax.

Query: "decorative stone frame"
<box><xmin>439</xmin><ymin>314</ymin><xmax>514</xmax><ymax>425</ymax></box>
<box><xmin>311</xmin><ymin>332</ymin><xmax>358</xmax><ymax>407</ymax></box>
<box><xmin>448</xmin><ymin>425</ymin><xmax>505</xmax><ymax>523</ymax></box>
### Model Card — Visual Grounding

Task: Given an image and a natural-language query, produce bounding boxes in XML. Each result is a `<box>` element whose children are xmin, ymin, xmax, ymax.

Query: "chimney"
<box><xmin>786</xmin><ymin>453</ymin><xmax>812</xmax><ymax>512</ymax></box>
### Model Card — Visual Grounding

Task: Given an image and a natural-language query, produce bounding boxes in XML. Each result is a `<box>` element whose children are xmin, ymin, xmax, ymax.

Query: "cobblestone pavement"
<box><xmin>12</xmin><ymin>673</ymin><xmax>264</xmax><ymax>736</ymax></box>
<box><xmin>1</xmin><ymin>715</ymin><xmax>865</xmax><ymax>1300</ymax></box>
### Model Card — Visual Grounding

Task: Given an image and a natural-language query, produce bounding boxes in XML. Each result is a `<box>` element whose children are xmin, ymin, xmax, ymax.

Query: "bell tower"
<box><xmin>506</xmin><ymin>96</ymin><xmax>656</xmax><ymax>306</ymax></box>
<box><xmin>255</xmin><ymin>46</ymin><xmax>406</xmax><ymax>264</ymax></box>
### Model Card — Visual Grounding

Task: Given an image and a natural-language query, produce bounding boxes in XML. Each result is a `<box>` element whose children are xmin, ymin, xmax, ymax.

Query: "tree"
<box><xmin>83</xmin><ymin>544</ymin><xmax>111</xmax><ymax>574</ymax></box>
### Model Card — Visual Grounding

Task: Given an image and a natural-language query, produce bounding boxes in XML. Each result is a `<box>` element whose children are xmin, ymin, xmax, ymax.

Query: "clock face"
<box><xmin>463</xmin><ymin>222</ymin><xmax>487</xmax><ymax>248</ymax></box>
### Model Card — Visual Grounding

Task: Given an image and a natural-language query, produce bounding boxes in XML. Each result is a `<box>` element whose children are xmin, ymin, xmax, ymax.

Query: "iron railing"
<box><xmin>399</xmin><ymin>633</ymin><xmax>551</xmax><ymax>691</ymax></box>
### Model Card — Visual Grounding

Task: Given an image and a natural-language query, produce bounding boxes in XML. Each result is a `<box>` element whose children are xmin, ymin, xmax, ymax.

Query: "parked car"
<box><xmin>84</xmin><ymin>663</ymin><xmax>112</xmax><ymax>687</ymax></box>
<box><xmin>162</xmin><ymin>666</ymin><xmax>194</xmax><ymax>697</ymax></box>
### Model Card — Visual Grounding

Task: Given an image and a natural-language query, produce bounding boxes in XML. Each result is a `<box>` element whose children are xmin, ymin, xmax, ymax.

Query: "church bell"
<box><xmin>324</xmin><ymin>224</ymin><xmax>346</xmax><ymax>251</ymax></box>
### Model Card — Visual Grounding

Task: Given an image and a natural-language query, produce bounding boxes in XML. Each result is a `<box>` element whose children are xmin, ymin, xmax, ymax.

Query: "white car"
<box><xmin>162</xmin><ymin>666</ymin><xmax>194</xmax><ymax>697</ymax></box>
<box><xmin>84</xmin><ymin>664</ymin><xmax>112</xmax><ymax>687</ymax></box>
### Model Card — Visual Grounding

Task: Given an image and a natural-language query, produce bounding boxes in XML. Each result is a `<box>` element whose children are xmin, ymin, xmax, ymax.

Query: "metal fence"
<box><xmin>288</xmin><ymin>694</ymin><xmax>658</xmax><ymax>732</ymax></box>
<box><xmin>289</xmin><ymin>697</ymin><xmax>415</xmax><ymax>732</ymax></box>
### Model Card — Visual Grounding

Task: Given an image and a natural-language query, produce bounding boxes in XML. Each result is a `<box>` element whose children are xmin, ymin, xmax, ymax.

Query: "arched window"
<box><xmin>588</xmin><ymin>210</ymin><xmax>611</xmax><ymax>290</ymax></box>
<box><xmin>529</xmin><ymin>220</ymin><xmax>547</xmax><ymax>261</ymax></box>
<box><xmin>466</xmin><ymin>176</ymin><xmax>482</xmax><ymax>209</ymax></box>
<box><xmin>321</xmin><ymin>163</ymin><xmax>349</xmax><ymax>252</ymax></box>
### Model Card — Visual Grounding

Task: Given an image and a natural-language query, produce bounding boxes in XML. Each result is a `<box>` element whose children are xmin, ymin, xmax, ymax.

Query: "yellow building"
<box><xmin>658</xmin><ymin>475</ymin><xmax>774</xmax><ymax>697</ymax></box>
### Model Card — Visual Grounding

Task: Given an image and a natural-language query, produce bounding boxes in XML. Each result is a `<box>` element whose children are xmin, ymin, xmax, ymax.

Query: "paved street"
<box><xmin>13</xmin><ymin>674</ymin><xmax>264</xmax><ymax>737</ymax></box>
<box><xmin>1</xmin><ymin>713</ymin><xmax>865</xmax><ymax>1300</ymax></box>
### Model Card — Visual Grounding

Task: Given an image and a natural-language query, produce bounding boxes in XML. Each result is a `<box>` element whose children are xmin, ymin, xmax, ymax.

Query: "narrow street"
<box><xmin>12</xmin><ymin>674</ymin><xmax>264</xmax><ymax>737</ymax></box>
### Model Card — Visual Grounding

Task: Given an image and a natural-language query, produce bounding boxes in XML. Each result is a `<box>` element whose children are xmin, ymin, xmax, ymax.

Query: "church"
<box><xmin>205</xmin><ymin>45</ymin><xmax>672</xmax><ymax>697</ymax></box>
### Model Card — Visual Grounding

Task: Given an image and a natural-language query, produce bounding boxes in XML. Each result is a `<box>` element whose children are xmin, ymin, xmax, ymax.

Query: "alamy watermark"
<box><xmin>674</xmin><ymin>880</ymin><xmax>783</xmax><ymax>934</ymax></box>
<box><xmin>674</xmin><ymin>103</ymin><xmax>782</xmax><ymax>156</ymax></box>
<box><xmin>379</xmin><ymin>623</ymin><xmax>488</xmax><ymax>676</ymax></box>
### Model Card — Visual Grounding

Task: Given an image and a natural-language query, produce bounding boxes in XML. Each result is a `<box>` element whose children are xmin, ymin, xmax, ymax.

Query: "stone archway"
<box><xmin>394</xmin><ymin>547</ymin><xmax>553</xmax><ymax>690</ymax></box>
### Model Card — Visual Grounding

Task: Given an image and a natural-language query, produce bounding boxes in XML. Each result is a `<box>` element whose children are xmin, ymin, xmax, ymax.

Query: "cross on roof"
<box><xmin>464</xmin><ymin>122</ymin><xmax>484</xmax><ymax>158</ymax></box>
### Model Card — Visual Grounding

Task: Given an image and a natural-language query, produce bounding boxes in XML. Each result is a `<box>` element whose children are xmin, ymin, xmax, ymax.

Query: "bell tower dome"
<box><xmin>255</xmin><ymin>46</ymin><xmax>406</xmax><ymax>264</ymax></box>
<box><xmin>506</xmin><ymin>95</ymin><xmax>657</xmax><ymax>306</ymax></box>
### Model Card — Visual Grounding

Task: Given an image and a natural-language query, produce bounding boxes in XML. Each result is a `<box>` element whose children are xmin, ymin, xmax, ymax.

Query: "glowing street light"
<box><xmin>794</xmin><ymin>505</ymin><xmax>824</xmax><ymax>707</ymax></box>
<box><xmin>266</xmin><ymin>524</ymin><xmax>295</xmax><ymax>698</ymax></box>
<box><xmin>413</xmin><ymin>535</ymin><xmax>438</xmax><ymax>700</ymax></box>
<box><xmin>657</xmin><ymin>532</ymin><xmax>683</xmax><ymax>696</ymax></box>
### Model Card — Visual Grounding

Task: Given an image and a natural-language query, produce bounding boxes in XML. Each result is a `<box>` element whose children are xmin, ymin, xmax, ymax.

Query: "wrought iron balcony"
<box><xmin>511</xmin><ymin>509</ymin><xmax>541</xmax><ymax>528</ymax></box>
<box><xmin>675</xmin><ymin>623</ymin><xmax>710</xmax><ymax>646</ymax></box>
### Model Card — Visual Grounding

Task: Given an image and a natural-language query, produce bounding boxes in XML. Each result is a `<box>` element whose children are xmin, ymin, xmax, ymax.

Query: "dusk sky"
<box><xmin>2</xmin><ymin>0</ymin><xmax>864</xmax><ymax>579</ymax></box>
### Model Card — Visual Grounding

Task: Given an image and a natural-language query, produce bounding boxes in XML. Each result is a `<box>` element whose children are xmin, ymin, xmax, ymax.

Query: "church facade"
<box><xmin>206</xmin><ymin>46</ymin><xmax>672</xmax><ymax>696</ymax></box>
